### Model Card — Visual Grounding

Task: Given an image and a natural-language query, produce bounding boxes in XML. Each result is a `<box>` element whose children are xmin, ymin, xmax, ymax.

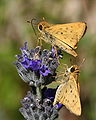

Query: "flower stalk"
<box><xmin>36</xmin><ymin>85</ymin><xmax>42</xmax><ymax>101</ymax></box>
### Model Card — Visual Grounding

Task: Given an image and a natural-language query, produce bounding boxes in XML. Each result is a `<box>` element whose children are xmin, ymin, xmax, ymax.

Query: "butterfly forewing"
<box><xmin>45</xmin><ymin>22</ymin><xmax>87</xmax><ymax>49</ymax></box>
<box><xmin>53</xmin><ymin>75</ymin><xmax>81</xmax><ymax>116</ymax></box>
<box><xmin>54</xmin><ymin>37</ymin><xmax>78</xmax><ymax>57</ymax></box>
<box><xmin>53</xmin><ymin>65</ymin><xmax>81</xmax><ymax>116</ymax></box>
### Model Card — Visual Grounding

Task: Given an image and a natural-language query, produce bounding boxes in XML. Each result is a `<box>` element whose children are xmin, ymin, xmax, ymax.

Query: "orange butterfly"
<box><xmin>38</xmin><ymin>21</ymin><xmax>87</xmax><ymax>57</ymax></box>
<box><xmin>53</xmin><ymin>65</ymin><xmax>81</xmax><ymax>116</ymax></box>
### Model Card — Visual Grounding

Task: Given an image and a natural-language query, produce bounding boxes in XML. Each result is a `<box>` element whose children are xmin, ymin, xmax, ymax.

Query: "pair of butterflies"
<box><xmin>36</xmin><ymin>20</ymin><xmax>87</xmax><ymax>116</ymax></box>
<box><xmin>37</xmin><ymin>20</ymin><xmax>87</xmax><ymax>116</ymax></box>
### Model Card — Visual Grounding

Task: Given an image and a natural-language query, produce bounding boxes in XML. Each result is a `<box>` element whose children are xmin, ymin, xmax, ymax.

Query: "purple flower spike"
<box><xmin>29</xmin><ymin>60</ymin><xmax>41</xmax><ymax>71</ymax></box>
<box><xmin>21</xmin><ymin>57</ymin><xmax>30</xmax><ymax>69</ymax></box>
<box><xmin>40</xmin><ymin>65</ymin><xmax>51</xmax><ymax>76</ymax></box>
<box><xmin>21</xmin><ymin>42</ymin><xmax>28</xmax><ymax>51</ymax></box>
<box><xmin>14</xmin><ymin>42</ymin><xmax>64</xmax><ymax>120</ymax></box>
<box><xmin>20</xmin><ymin>42</ymin><xmax>30</xmax><ymax>58</ymax></box>
<box><xmin>21</xmin><ymin>58</ymin><xmax>42</xmax><ymax>71</ymax></box>
<box><xmin>15</xmin><ymin>42</ymin><xmax>61</xmax><ymax>83</ymax></box>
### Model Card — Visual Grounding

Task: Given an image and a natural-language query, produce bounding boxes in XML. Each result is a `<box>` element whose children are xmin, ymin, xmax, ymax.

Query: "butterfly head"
<box><xmin>69</xmin><ymin>58</ymin><xmax>85</xmax><ymax>74</ymax></box>
<box><xmin>38</xmin><ymin>21</ymin><xmax>51</xmax><ymax>32</ymax></box>
<box><xmin>69</xmin><ymin>65</ymin><xmax>80</xmax><ymax>74</ymax></box>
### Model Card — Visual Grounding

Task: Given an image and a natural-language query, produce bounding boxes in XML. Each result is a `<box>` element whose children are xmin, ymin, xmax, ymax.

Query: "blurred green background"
<box><xmin>0</xmin><ymin>0</ymin><xmax>96</xmax><ymax>120</ymax></box>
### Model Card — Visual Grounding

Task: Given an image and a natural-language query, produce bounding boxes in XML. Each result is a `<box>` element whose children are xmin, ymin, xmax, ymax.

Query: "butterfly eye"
<box><xmin>39</xmin><ymin>24</ymin><xmax>43</xmax><ymax>31</ymax></box>
<box><xmin>70</xmin><ymin>67</ymin><xmax>75</xmax><ymax>72</ymax></box>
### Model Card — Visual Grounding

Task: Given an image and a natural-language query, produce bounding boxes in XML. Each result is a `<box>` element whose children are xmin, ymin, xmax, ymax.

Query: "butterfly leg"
<box><xmin>52</xmin><ymin>80</ymin><xmax>63</xmax><ymax>84</ymax></box>
<box><xmin>36</xmin><ymin>39</ymin><xmax>39</xmax><ymax>46</ymax></box>
<box><xmin>37</xmin><ymin>36</ymin><xmax>43</xmax><ymax>47</ymax></box>
<box><xmin>39</xmin><ymin>37</ymin><xmax>42</xmax><ymax>46</ymax></box>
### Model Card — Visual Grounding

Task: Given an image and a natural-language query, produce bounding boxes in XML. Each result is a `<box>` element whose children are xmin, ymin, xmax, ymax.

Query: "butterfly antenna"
<box><xmin>27</xmin><ymin>18</ymin><xmax>38</xmax><ymax>40</ymax></box>
<box><xmin>52</xmin><ymin>73</ymin><xmax>64</xmax><ymax>78</ymax></box>
<box><xmin>31</xmin><ymin>19</ymin><xmax>38</xmax><ymax>40</ymax></box>
<box><xmin>79</xmin><ymin>58</ymin><xmax>86</xmax><ymax>68</ymax></box>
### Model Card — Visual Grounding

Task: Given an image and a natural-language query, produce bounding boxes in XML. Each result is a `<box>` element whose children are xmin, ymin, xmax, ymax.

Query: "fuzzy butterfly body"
<box><xmin>53</xmin><ymin>65</ymin><xmax>81</xmax><ymax>116</ymax></box>
<box><xmin>38</xmin><ymin>21</ymin><xmax>87</xmax><ymax>57</ymax></box>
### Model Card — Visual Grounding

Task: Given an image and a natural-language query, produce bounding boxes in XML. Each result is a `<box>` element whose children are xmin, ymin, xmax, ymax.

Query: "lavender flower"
<box><xmin>14</xmin><ymin>42</ymin><xmax>63</xmax><ymax>120</ymax></box>
<box><xmin>19</xmin><ymin>87</ymin><xmax>63</xmax><ymax>120</ymax></box>
<box><xmin>14</xmin><ymin>42</ymin><xmax>61</xmax><ymax>86</ymax></box>
<box><xmin>40</xmin><ymin>65</ymin><xmax>51</xmax><ymax>76</ymax></box>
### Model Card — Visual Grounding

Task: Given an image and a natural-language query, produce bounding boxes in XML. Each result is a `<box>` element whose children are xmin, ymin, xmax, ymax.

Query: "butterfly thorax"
<box><xmin>38</xmin><ymin>21</ymin><xmax>52</xmax><ymax>32</ymax></box>
<box><xmin>38</xmin><ymin>22</ymin><xmax>56</xmax><ymax>44</ymax></box>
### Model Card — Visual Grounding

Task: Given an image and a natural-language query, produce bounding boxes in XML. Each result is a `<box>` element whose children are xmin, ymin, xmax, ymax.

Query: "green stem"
<box><xmin>36</xmin><ymin>85</ymin><xmax>42</xmax><ymax>101</ymax></box>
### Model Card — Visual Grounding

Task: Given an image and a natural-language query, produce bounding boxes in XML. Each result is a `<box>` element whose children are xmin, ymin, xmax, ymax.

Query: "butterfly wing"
<box><xmin>54</xmin><ymin>37</ymin><xmax>78</xmax><ymax>57</ymax></box>
<box><xmin>46</xmin><ymin>22</ymin><xmax>87</xmax><ymax>49</ymax></box>
<box><xmin>53</xmin><ymin>75</ymin><xmax>81</xmax><ymax>116</ymax></box>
